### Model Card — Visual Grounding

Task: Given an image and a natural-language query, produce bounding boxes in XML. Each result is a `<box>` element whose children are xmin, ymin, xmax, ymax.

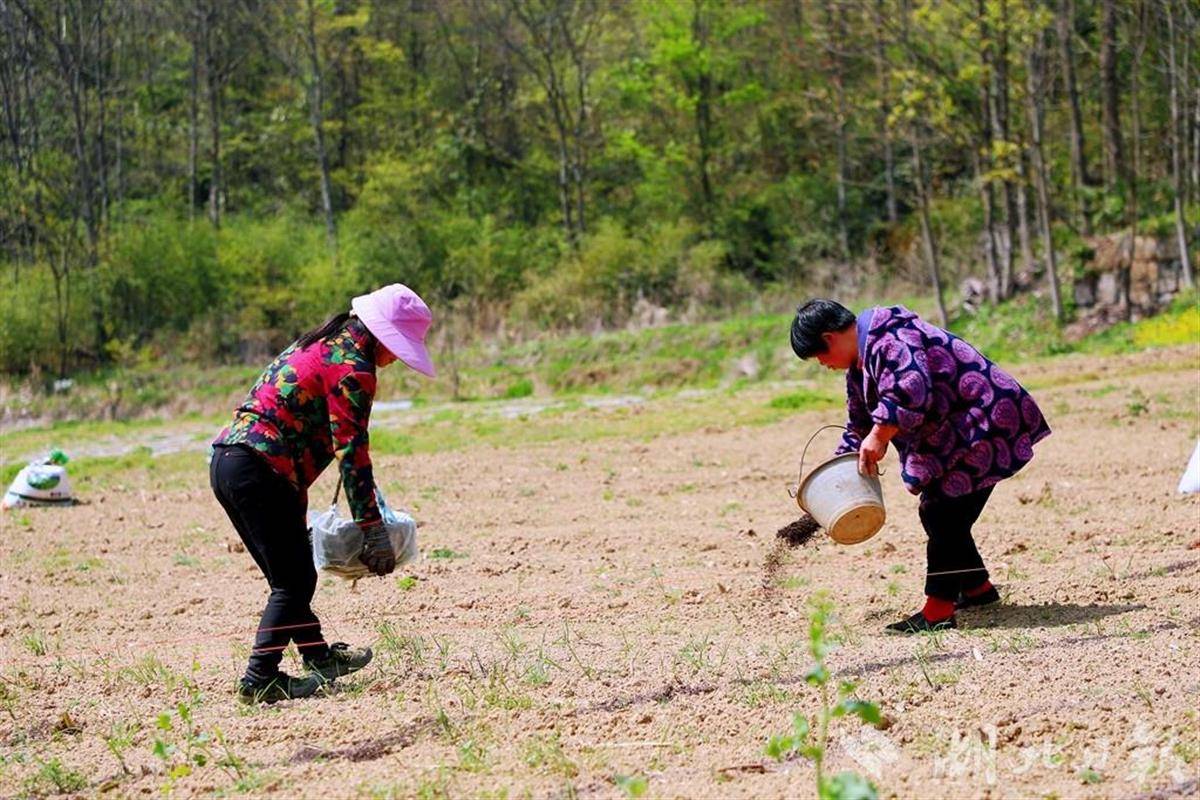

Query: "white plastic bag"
<box><xmin>1179</xmin><ymin>440</ymin><xmax>1200</xmax><ymax>495</ymax></box>
<box><xmin>2</xmin><ymin>450</ymin><xmax>74</xmax><ymax>509</ymax></box>
<box><xmin>308</xmin><ymin>488</ymin><xmax>417</xmax><ymax>579</ymax></box>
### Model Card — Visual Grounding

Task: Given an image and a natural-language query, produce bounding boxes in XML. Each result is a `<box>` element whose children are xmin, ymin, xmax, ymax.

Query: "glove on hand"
<box><xmin>360</xmin><ymin>522</ymin><xmax>396</xmax><ymax>576</ymax></box>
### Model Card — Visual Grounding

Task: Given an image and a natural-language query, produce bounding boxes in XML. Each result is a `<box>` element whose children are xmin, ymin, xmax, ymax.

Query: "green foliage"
<box><xmin>428</xmin><ymin>548</ymin><xmax>467</xmax><ymax>560</ymax></box>
<box><xmin>764</xmin><ymin>594</ymin><xmax>880</xmax><ymax>799</ymax></box>
<box><xmin>24</xmin><ymin>758</ymin><xmax>87</xmax><ymax>795</ymax></box>
<box><xmin>822</xmin><ymin>771</ymin><xmax>880</xmax><ymax>800</ymax></box>
<box><xmin>151</xmin><ymin>694</ymin><xmax>251</xmax><ymax>791</ymax></box>
<box><xmin>765</xmin><ymin>713</ymin><xmax>812</xmax><ymax>762</ymax></box>
<box><xmin>0</xmin><ymin>0</ymin><xmax>1193</xmax><ymax>381</ymax></box>
<box><xmin>769</xmin><ymin>389</ymin><xmax>838</xmax><ymax>411</ymax></box>
<box><xmin>613</xmin><ymin>773</ymin><xmax>649</xmax><ymax>798</ymax></box>
<box><xmin>502</xmin><ymin>378</ymin><xmax>535</xmax><ymax>399</ymax></box>
<box><xmin>105</xmin><ymin>720</ymin><xmax>140</xmax><ymax>775</ymax></box>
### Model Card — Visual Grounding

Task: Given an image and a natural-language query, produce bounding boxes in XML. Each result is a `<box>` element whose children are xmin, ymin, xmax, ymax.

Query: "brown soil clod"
<box><xmin>761</xmin><ymin>515</ymin><xmax>821</xmax><ymax>592</ymax></box>
<box><xmin>776</xmin><ymin>514</ymin><xmax>821</xmax><ymax>547</ymax></box>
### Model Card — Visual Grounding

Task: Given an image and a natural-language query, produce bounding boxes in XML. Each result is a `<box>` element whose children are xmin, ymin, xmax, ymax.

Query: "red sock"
<box><xmin>964</xmin><ymin>580</ymin><xmax>994</xmax><ymax>598</ymax></box>
<box><xmin>922</xmin><ymin>596</ymin><xmax>956</xmax><ymax>622</ymax></box>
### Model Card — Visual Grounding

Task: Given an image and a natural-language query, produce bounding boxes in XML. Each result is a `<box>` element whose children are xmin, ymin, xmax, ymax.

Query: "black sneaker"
<box><xmin>303</xmin><ymin>642</ymin><xmax>373</xmax><ymax>681</ymax></box>
<box><xmin>955</xmin><ymin>585</ymin><xmax>1001</xmax><ymax>610</ymax></box>
<box><xmin>885</xmin><ymin>611</ymin><xmax>957</xmax><ymax>635</ymax></box>
<box><xmin>236</xmin><ymin>672</ymin><xmax>325</xmax><ymax>704</ymax></box>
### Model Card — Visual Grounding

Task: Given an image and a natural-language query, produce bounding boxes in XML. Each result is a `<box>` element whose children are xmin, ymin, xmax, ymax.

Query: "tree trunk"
<box><xmin>552</xmin><ymin>116</ymin><xmax>574</xmax><ymax>246</ymax></box>
<box><xmin>989</xmin><ymin>0</ymin><xmax>1015</xmax><ymax>298</ymax></box>
<box><xmin>1026</xmin><ymin>33</ymin><xmax>1063</xmax><ymax>321</ymax></box>
<box><xmin>1056</xmin><ymin>0</ymin><xmax>1090</xmax><ymax>234</ymax></box>
<box><xmin>874</xmin><ymin>0</ymin><xmax>897</xmax><ymax>223</ymax></box>
<box><xmin>1165</xmin><ymin>0</ymin><xmax>1195</xmax><ymax>288</ymax></box>
<box><xmin>1129</xmin><ymin>1</ymin><xmax>1147</xmax><ymax>201</ymax></box>
<box><xmin>1015</xmin><ymin>156</ymin><xmax>1036</xmax><ymax>279</ymax></box>
<box><xmin>202</xmin><ymin>1</ymin><xmax>222</xmax><ymax>227</ymax></box>
<box><xmin>1099</xmin><ymin>0</ymin><xmax>1125</xmax><ymax>190</ymax></box>
<box><xmin>976</xmin><ymin>152</ymin><xmax>1003</xmax><ymax>304</ymax></box>
<box><xmin>304</xmin><ymin>0</ymin><xmax>337</xmax><ymax>252</ymax></box>
<box><xmin>824</xmin><ymin>0</ymin><xmax>849</xmax><ymax>260</ymax></box>
<box><xmin>50</xmin><ymin>255</ymin><xmax>70</xmax><ymax>378</ymax></box>
<box><xmin>0</xmin><ymin>10</ymin><xmax>25</xmax><ymax>175</ymax></box>
<box><xmin>96</xmin><ymin>0</ymin><xmax>109</xmax><ymax>228</ymax></box>
<box><xmin>188</xmin><ymin>11</ymin><xmax>199</xmax><ymax>221</ymax></box>
<box><xmin>911</xmin><ymin>129</ymin><xmax>948</xmax><ymax>328</ymax></box>
<box><xmin>45</xmin><ymin>0</ymin><xmax>100</xmax><ymax>260</ymax></box>
<box><xmin>692</xmin><ymin>2</ymin><xmax>714</xmax><ymax>227</ymax></box>
<box><xmin>113</xmin><ymin>2</ymin><xmax>124</xmax><ymax>208</ymax></box>
<box><xmin>1185</xmin><ymin>83</ymin><xmax>1195</xmax><ymax>203</ymax></box>
<box><xmin>1182</xmin><ymin>12</ymin><xmax>1194</xmax><ymax>209</ymax></box>
<box><xmin>976</xmin><ymin>0</ymin><xmax>1001</xmax><ymax>302</ymax></box>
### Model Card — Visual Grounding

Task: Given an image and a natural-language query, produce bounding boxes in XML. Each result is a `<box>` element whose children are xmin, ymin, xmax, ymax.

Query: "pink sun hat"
<box><xmin>350</xmin><ymin>284</ymin><xmax>436</xmax><ymax>377</ymax></box>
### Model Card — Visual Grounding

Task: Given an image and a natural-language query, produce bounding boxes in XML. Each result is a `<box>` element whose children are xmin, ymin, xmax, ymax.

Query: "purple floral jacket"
<box><xmin>836</xmin><ymin>306</ymin><xmax>1051</xmax><ymax>497</ymax></box>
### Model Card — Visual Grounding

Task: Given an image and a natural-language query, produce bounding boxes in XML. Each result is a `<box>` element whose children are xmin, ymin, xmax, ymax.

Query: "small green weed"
<box><xmin>613</xmin><ymin>774</ymin><xmax>648</xmax><ymax>798</ymax></box>
<box><xmin>456</xmin><ymin>737</ymin><xmax>489</xmax><ymax>772</ymax></box>
<box><xmin>151</xmin><ymin>697</ymin><xmax>250</xmax><ymax>789</ymax></box>
<box><xmin>740</xmin><ymin>680</ymin><xmax>791</xmax><ymax>708</ymax></box>
<box><xmin>764</xmin><ymin>593</ymin><xmax>880</xmax><ymax>800</ymax></box>
<box><xmin>1126</xmin><ymin>389</ymin><xmax>1149</xmax><ymax>417</ymax></box>
<box><xmin>522</xmin><ymin>733</ymin><xmax>578</xmax><ymax>778</ymax></box>
<box><xmin>503</xmin><ymin>378</ymin><xmax>535</xmax><ymax>399</ymax></box>
<box><xmin>24</xmin><ymin>758</ymin><xmax>87</xmax><ymax>794</ymax></box>
<box><xmin>22</xmin><ymin>632</ymin><xmax>48</xmax><ymax>656</ymax></box>
<box><xmin>396</xmin><ymin>575</ymin><xmax>419</xmax><ymax>591</ymax></box>
<box><xmin>105</xmin><ymin>720</ymin><xmax>140</xmax><ymax>774</ymax></box>
<box><xmin>117</xmin><ymin>655</ymin><xmax>182</xmax><ymax>688</ymax></box>
<box><xmin>376</xmin><ymin>622</ymin><xmax>427</xmax><ymax>670</ymax></box>
<box><xmin>769</xmin><ymin>389</ymin><xmax>836</xmax><ymax>410</ymax></box>
<box><xmin>428</xmin><ymin>548</ymin><xmax>467</xmax><ymax>560</ymax></box>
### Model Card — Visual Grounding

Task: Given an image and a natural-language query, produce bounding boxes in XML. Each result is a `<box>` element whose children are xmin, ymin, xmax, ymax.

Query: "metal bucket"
<box><xmin>793</xmin><ymin>425</ymin><xmax>886</xmax><ymax>545</ymax></box>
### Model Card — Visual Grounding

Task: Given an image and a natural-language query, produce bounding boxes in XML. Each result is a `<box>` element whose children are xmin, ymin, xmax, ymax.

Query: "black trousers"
<box><xmin>210</xmin><ymin>445</ymin><xmax>329</xmax><ymax>681</ymax></box>
<box><xmin>919</xmin><ymin>485</ymin><xmax>994</xmax><ymax>601</ymax></box>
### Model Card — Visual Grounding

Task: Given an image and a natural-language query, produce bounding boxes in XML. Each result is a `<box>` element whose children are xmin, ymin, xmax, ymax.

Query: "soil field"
<box><xmin>1</xmin><ymin>347</ymin><xmax>1198</xmax><ymax>799</ymax></box>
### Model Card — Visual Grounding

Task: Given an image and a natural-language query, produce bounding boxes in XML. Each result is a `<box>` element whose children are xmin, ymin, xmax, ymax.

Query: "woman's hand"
<box><xmin>361</xmin><ymin>523</ymin><xmax>396</xmax><ymax>576</ymax></box>
<box><xmin>858</xmin><ymin>424</ymin><xmax>898</xmax><ymax>476</ymax></box>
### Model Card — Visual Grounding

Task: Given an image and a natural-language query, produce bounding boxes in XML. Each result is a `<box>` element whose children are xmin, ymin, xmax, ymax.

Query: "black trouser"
<box><xmin>919</xmin><ymin>485</ymin><xmax>994</xmax><ymax>601</ymax></box>
<box><xmin>210</xmin><ymin>445</ymin><xmax>329</xmax><ymax>682</ymax></box>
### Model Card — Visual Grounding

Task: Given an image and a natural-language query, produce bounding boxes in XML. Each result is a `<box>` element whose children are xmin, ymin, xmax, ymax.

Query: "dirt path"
<box><xmin>1</xmin><ymin>352</ymin><xmax>1198</xmax><ymax>798</ymax></box>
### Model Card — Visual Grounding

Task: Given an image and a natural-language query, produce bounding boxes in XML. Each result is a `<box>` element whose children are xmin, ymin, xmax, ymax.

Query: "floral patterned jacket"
<box><xmin>213</xmin><ymin>318</ymin><xmax>381</xmax><ymax>529</ymax></box>
<box><xmin>837</xmin><ymin>306</ymin><xmax>1051</xmax><ymax>497</ymax></box>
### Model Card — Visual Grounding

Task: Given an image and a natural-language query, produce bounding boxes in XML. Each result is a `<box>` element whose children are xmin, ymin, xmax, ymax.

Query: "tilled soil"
<box><xmin>1</xmin><ymin>349</ymin><xmax>1198</xmax><ymax>799</ymax></box>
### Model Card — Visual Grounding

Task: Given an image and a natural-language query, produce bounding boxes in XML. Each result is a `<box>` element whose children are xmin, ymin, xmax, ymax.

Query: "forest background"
<box><xmin>0</xmin><ymin>0</ymin><xmax>1196</xmax><ymax>414</ymax></box>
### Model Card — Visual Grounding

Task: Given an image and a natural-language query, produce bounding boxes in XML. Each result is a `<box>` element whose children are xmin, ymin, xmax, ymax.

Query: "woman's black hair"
<box><xmin>790</xmin><ymin>299</ymin><xmax>856</xmax><ymax>358</ymax></box>
<box><xmin>295</xmin><ymin>311</ymin><xmax>352</xmax><ymax>351</ymax></box>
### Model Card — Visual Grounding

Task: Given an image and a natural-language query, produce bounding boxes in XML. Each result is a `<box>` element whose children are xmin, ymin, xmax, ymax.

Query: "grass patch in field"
<box><xmin>21</xmin><ymin>632</ymin><xmax>49</xmax><ymax>656</ymax></box>
<box><xmin>768</xmin><ymin>388</ymin><xmax>839</xmax><ymax>410</ymax></box>
<box><xmin>5</xmin><ymin>300</ymin><xmax>1195</xmax><ymax>493</ymax></box>
<box><xmin>115</xmin><ymin>655</ymin><xmax>185</xmax><ymax>689</ymax></box>
<box><xmin>522</xmin><ymin>733</ymin><xmax>578</xmax><ymax>778</ymax></box>
<box><xmin>24</xmin><ymin>758</ymin><xmax>87</xmax><ymax>795</ymax></box>
<box><xmin>428</xmin><ymin>548</ymin><xmax>467</xmax><ymax>560</ymax></box>
<box><xmin>739</xmin><ymin>680</ymin><xmax>792</xmax><ymax>708</ymax></box>
<box><xmin>502</xmin><ymin>378</ymin><xmax>535</xmax><ymax>399</ymax></box>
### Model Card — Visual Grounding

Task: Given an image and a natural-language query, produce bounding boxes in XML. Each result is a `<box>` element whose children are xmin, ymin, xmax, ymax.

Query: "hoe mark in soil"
<box><xmin>290</xmin><ymin>717</ymin><xmax>434</xmax><ymax>764</ymax></box>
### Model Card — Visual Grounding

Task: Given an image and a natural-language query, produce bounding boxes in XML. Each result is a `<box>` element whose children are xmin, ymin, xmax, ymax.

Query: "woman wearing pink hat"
<box><xmin>210</xmin><ymin>284</ymin><xmax>435</xmax><ymax>703</ymax></box>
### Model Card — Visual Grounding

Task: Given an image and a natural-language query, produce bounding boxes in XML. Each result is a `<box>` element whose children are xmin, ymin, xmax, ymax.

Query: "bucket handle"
<box><xmin>789</xmin><ymin>424</ymin><xmax>883</xmax><ymax>500</ymax></box>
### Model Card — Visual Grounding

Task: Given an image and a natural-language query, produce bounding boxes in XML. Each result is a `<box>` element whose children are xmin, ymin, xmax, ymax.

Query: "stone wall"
<box><xmin>1072</xmin><ymin>233</ymin><xmax>1186</xmax><ymax>318</ymax></box>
